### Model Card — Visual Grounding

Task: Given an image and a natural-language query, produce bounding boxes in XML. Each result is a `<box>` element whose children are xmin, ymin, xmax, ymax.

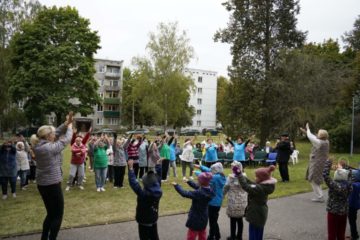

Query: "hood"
<box><xmin>259</xmin><ymin>177</ymin><xmax>277</xmax><ymax>194</ymax></box>
<box><xmin>144</xmin><ymin>182</ymin><xmax>162</xmax><ymax>198</ymax></box>
<box><xmin>200</xmin><ymin>186</ymin><xmax>215</xmax><ymax>200</ymax></box>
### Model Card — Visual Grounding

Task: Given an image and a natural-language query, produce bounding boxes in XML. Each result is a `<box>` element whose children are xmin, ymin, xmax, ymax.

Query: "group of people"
<box><xmin>1</xmin><ymin>114</ymin><xmax>360</xmax><ymax>240</ymax></box>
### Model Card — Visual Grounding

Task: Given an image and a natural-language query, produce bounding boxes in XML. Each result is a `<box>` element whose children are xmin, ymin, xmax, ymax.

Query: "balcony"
<box><xmin>103</xmin><ymin>98</ymin><xmax>120</xmax><ymax>104</ymax></box>
<box><xmin>105</xmin><ymin>72</ymin><xmax>121</xmax><ymax>79</ymax></box>
<box><xmin>103</xmin><ymin>111</ymin><xmax>120</xmax><ymax>118</ymax></box>
<box><xmin>104</xmin><ymin>85</ymin><xmax>120</xmax><ymax>91</ymax></box>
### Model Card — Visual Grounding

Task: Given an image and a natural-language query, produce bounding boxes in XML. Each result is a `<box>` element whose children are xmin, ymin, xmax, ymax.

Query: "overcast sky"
<box><xmin>39</xmin><ymin>0</ymin><xmax>360</xmax><ymax>77</ymax></box>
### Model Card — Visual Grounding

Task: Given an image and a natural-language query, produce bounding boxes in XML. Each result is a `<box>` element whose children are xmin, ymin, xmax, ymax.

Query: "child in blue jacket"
<box><xmin>195</xmin><ymin>162</ymin><xmax>226</xmax><ymax>240</ymax></box>
<box><xmin>349</xmin><ymin>169</ymin><xmax>360</xmax><ymax>240</ymax></box>
<box><xmin>172</xmin><ymin>172</ymin><xmax>214</xmax><ymax>240</ymax></box>
<box><xmin>128</xmin><ymin>159</ymin><xmax>162</xmax><ymax>240</ymax></box>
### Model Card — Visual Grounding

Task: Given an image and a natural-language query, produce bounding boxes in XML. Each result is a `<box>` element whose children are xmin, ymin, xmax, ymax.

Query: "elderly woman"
<box><xmin>300</xmin><ymin>123</ymin><xmax>329</xmax><ymax>202</ymax></box>
<box><xmin>30</xmin><ymin>115</ymin><xmax>73</xmax><ymax>240</ymax></box>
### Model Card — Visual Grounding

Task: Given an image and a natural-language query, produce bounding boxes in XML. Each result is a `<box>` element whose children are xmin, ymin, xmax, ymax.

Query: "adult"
<box><xmin>226</xmin><ymin>135</ymin><xmax>254</xmax><ymax>163</ymax></box>
<box><xmin>204</xmin><ymin>138</ymin><xmax>218</xmax><ymax>168</ymax></box>
<box><xmin>180</xmin><ymin>138</ymin><xmax>195</xmax><ymax>181</ymax></box>
<box><xmin>159</xmin><ymin>133</ymin><xmax>174</xmax><ymax>181</ymax></box>
<box><xmin>30</xmin><ymin>113</ymin><xmax>73</xmax><ymax>240</ymax></box>
<box><xmin>275</xmin><ymin>133</ymin><xmax>293</xmax><ymax>182</ymax></box>
<box><xmin>300</xmin><ymin>123</ymin><xmax>329</xmax><ymax>202</ymax></box>
<box><xmin>0</xmin><ymin>139</ymin><xmax>17</xmax><ymax>199</ymax></box>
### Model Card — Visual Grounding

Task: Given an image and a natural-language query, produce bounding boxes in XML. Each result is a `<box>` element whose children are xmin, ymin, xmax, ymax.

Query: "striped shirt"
<box><xmin>34</xmin><ymin>125</ymin><xmax>72</xmax><ymax>186</ymax></box>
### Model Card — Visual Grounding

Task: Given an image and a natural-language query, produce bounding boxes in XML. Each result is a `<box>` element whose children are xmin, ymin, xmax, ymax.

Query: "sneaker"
<box><xmin>100</xmin><ymin>187</ymin><xmax>106</xmax><ymax>192</ymax></box>
<box><xmin>65</xmin><ymin>186</ymin><xmax>70</xmax><ymax>191</ymax></box>
<box><xmin>12</xmin><ymin>193</ymin><xmax>16</xmax><ymax>198</ymax></box>
<box><xmin>189</xmin><ymin>176</ymin><xmax>194</xmax><ymax>180</ymax></box>
<box><xmin>97</xmin><ymin>188</ymin><xmax>101</xmax><ymax>192</ymax></box>
<box><xmin>113</xmin><ymin>186</ymin><xmax>118</xmax><ymax>189</ymax></box>
<box><xmin>2</xmin><ymin>195</ymin><xmax>7</xmax><ymax>200</ymax></box>
<box><xmin>78</xmin><ymin>186</ymin><xmax>84</xmax><ymax>190</ymax></box>
<box><xmin>21</xmin><ymin>187</ymin><xmax>27</xmax><ymax>191</ymax></box>
<box><xmin>82</xmin><ymin>179</ymin><xmax>87</xmax><ymax>183</ymax></box>
<box><xmin>33</xmin><ymin>180</ymin><xmax>36</xmax><ymax>184</ymax></box>
<box><xmin>183</xmin><ymin>177</ymin><xmax>187</xmax><ymax>181</ymax></box>
<box><xmin>161</xmin><ymin>179</ymin><xmax>168</xmax><ymax>183</ymax></box>
<box><xmin>83</xmin><ymin>176</ymin><xmax>87</xmax><ymax>180</ymax></box>
<box><xmin>311</xmin><ymin>197</ymin><xmax>325</xmax><ymax>203</ymax></box>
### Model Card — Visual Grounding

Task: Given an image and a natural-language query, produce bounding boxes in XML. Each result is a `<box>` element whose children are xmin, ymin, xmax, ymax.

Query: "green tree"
<box><xmin>214</xmin><ymin>0</ymin><xmax>306</xmax><ymax>145</ymax></box>
<box><xmin>9</xmin><ymin>6</ymin><xmax>101</xmax><ymax>126</ymax></box>
<box><xmin>216</xmin><ymin>76</ymin><xmax>229</xmax><ymax>127</ymax></box>
<box><xmin>343</xmin><ymin>15</ymin><xmax>360</xmax><ymax>51</ymax></box>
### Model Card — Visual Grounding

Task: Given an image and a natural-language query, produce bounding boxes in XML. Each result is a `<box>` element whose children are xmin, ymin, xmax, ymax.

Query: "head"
<box><xmin>266</xmin><ymin>141</ymin><xmax>271</xmax><ymax>147</ymax></box>
<box><xmin>210</xmin><ymin>162</ymin><xmax>224</xmax><ymax>174</ymax></box>
<box><xmin>207</xmin><ymin>138</ymin><xmax>213</xmax><ymax>144</ymax></box>
<box><xmin>280</xmin><ymin>133</ymin><xmax>289</xmax><ymax>141</ymax></box>
<box><xmin>198</xmin><ymin>172</ymin><xmax>213</xmax><ymax>187</ymax></box>
<box><xmin>98</xmin><ymin>141</ymin><xmax>105</xmax><ymax>148</ymax></box>
<box><xmin>30</xmin><ymin>125</ymin><xmax>56</xmax><ymax>145</ymax></box>
<box><xmin>334</xmin><ymin>169</ymin><xmax>349</xmax><ymax>181</ymax></box>
<box><xmin>317</xmin><ymin>129</ymin><xmax>329</xmax><ymax>140</ymax></box>
<box><xmin>231</xmin><ymin>161</ymin><xmax>243</xmax><ymax>174</ymax></box>
<box><xmin>75</xmin><ymin>136</ymin><xmax>82</xmax><ymax>146</ymax></box>
<box><xmin>16</xmin><ymin>141</ymin><xmax>24</xmax><ymax>151</ymax></box>
<box><xmin>141</xmin><ymin>171</ymin><xmax>159</xmax><ymax>189</ymax></box>
<box><xmin>237</xmin><ymin>136</ymin><xmax>243</xmax><ymax>144</ymax></box>
<box><xmin>255</xmin><ymin>165</ymin><xmax>276</xmax><ymax>183</ymax></box>
<box><xmin>116</xmin><ymin>138</ymin><xmax>124</xmax><ymax>146</ymax></box>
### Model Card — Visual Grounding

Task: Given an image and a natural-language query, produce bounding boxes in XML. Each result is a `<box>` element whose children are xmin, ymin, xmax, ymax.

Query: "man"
<box><xmin>275</xmin><ymin>133</ymin><xmax>293</xmax><ymax>182</ymax></box>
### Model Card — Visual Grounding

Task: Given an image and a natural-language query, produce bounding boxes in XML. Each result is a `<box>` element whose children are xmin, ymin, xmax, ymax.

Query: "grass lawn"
<box><xmin>0</xmin><ymin>140</ymin><xmax>359</xmax><ymax>237</ymax></box>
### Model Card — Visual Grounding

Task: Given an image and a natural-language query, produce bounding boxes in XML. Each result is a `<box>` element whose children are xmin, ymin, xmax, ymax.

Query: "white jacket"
<box><xmin>16</xmin><ymin>150</ymin><xmax>30</xmax><ymax>171</ymax></box>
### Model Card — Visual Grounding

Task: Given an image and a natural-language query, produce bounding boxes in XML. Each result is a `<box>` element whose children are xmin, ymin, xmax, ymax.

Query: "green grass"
<box><xmin>0</xmin><ymin>140</ymin><xmax>359</xmax><ymax>237</ymax></box>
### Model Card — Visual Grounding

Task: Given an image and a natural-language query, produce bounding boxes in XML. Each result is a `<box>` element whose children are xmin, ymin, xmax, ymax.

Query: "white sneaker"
<box><xmin>113</xmin><ymin>186</ymin><xmax>118</xmax><ymax>189</ymax></box>
<box><xmin>97</xmin><ymin>188</ymin><xmax>101</xmax><ymax>192</ymax></box>
<box><xmin>100</xmin><ymin>187</ymin><xmax>106</xmax><ymax>192</ymax></box>
<box><xmin>65</xmin><ymin>186</ymin><xmax>70</xmax><ymax>191</ymax></box>
<box><xmin>82</xmin><ymin>179</ymin><xmax>87</xmax><ymax>183</ymax></box>
<box><xmin>311</xmin><ymin>197</ymin><xmax>325</xmax><ymax>203</ymax></box>
<box><xmin>78</xmin><ymin>186</ymin><xmax>84</xmax><ymax>190</ymax></box>
<box><xmin>2</xmin><ymin>195</ymin><xmax>7</xmax><ymax>200</ymax></box>
<box><xmin>21</xmin><ymin>187</ymin><xmax>27</xmax><ymax>191</ymax></box>
<box><xmin>12</xmin><ymin>193</ymin><xmax>16</xmax><ymax>198</ymax></box>
<box><xmin>189</xmin><ymin>176</ymin><xmax>194</xmax><ymax>180</ymax></box>
<box><xmin>183</xmin><ymin>177</ymin><xmax>187</xmax><ymax>181</ymax></box>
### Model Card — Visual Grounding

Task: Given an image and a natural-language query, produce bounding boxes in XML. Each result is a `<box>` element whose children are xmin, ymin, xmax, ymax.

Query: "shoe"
<box><xmin>65</xmin><ymin>186</ymin><xmax>70</xmax><ymax>191</ymax></box>
<box><xmin>183</xmin><ymin>177</ymin><xmax>187</xmax><ymax>181</ymax></box>
<box><xmin>161</xmin><ymin>179</ymin><xmax>168</xmax><ymax>183</ymax></box>
<box><xmin>12</xmin><ymin>193</ymin><xmax>16</xmax><ymax>198</ymax></box>
<box><xmin>97</xmin><ymin>188</ymin><xmax>101</xmax><ymax>192</ymax></box>
<box><xmin>21</xmin><ymin>187</ymin><xmax>27</xmax><ymax>191</ymax></box>
<box><xmin>311</xmin><ymin>197</ymin><xmax>325</xmax><ymax>203</ymax></box>
<box><xmin>2</xmin><ymin>195</ymin><xmax>7</xmax><ymax>200</ymax></box>
<box><xmin>82</xmin><ymin>179</ymin><xmax>87</xmax><ymax>183</ymax></box>
<box><xmin>100</xmin><ymin>187</ymin><xmax>106</xmax><ymax>192</ymax></box>
<box><xmin>83</xmin><ymin>176</ymin><xmax>87</xmax><ymax>180</ymax></box>
<box><xmin>113</xmin><ymin>186</ymin><xmax>118</xmax><ymax>189</ymax></box>
<box><xmin>189</xmin><ymin>176</ymin><xmax>194</xmax><ymax>180</ymax></box>
<box><xmin>78</xmin><ymin>186</ymin><xmax>84</xmax><ymax>190</ymax></box>
<box><xmin>33</xmin><ymin>180</ymin><xmax>36</xmax><ymax>184</ymax></box>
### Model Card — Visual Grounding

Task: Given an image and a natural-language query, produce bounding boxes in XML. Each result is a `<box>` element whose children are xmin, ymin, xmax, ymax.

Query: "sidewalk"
<box><xmin>3</xmin><ymin>192</ymin><xmax>357</xmax><ymax>240</ymax></box>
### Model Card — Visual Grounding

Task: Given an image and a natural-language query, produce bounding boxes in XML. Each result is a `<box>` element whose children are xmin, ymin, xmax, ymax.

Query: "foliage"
<box><xmin>343</xmin><ymin>15</ymin><xmax>360</xmax><ymax>51</ymax></box>
<box><xmin>216</xmin><ymin>76</ymin><xmax>229</xmax><ymax>126</ymax></box>
<box><xmin>9</xmin><ymin>6</ymin><xmax>101</xmax><ymax>126</ymax></box>
<box><xmin>0</xmin><ymin>107</ymin><xmax>27</xmax><ymax>133</ymax></box>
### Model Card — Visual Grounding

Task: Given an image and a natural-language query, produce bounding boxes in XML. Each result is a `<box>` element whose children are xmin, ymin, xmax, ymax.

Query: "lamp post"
<box><xmin>351</xmin><ymin>96</ymin><xmax>355</xmax><ymax>157</ymax></box>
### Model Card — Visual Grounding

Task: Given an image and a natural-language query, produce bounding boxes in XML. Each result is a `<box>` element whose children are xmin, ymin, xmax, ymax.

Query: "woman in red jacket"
<box><xmin>66</xmin><ymin>137</ymin><xmax>87</xmax><ymax>191</ymax></box>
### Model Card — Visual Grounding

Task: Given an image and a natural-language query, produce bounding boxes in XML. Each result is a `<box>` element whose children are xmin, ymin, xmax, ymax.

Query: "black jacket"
<box><xmin>275</xmin><ymin>141</ymin><xmax>293</xmax><ymax>163</ymax></box>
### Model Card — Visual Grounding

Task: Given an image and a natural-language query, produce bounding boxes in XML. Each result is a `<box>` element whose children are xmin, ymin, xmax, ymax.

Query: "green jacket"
<box><xmin>94</xmin><ymin>145</ymin><xmax>108</xmax><ymax>169</ymax></box>
<box><xmin>238</xmin><ymin>174</ymin><xmax>276</xmax><ymax>227</ymax></box>
<box><xmin>160</xmin><ymin>143</ymin><xmax>170</xmax><ymax>159</ymax></box>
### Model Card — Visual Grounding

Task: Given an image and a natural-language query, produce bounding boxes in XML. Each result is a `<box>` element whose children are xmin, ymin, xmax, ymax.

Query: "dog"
<box><xmin>290</xmin><ymin>150</ymin><xmax>299</xmax><ymax>165</ymax></box>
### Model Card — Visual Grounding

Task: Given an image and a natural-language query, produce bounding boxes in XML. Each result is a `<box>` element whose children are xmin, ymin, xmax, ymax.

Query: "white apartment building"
<box><xmin>184</xmin><ymin>68</ymin><xmax>217</xmax><ymax>130</ymax></box>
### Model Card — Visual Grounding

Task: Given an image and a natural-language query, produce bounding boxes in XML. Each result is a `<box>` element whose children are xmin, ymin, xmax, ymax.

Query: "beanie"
<box><xmin>255</xmin><ymin>165</ymin><xmax>276</xmax><ymax>183</ymax></box>
<box><xmin>334</xmin><ymin>169</ymin><xmax>349</xmax><ymax>181</ymax></box>
<box><xmin>211</xmin><ymin>162</ymin><xmax>224</xmax><ymax>174</ymax></box>
<box><xmin>198</xmin><ymin>172</ymin><xmax>213</xmax><ymax>187</ymax></box>
<box><xmin>231</xmin><ymin>161</ymin><xmax>243</xmax><ymax>176</ymax></box>
<box><xmin>142</xmin><ymin>171</ymin><xmax>158</xmax><ymax>188</ymax></box>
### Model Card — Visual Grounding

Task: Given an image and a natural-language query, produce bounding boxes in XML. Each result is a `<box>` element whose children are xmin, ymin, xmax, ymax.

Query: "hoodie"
<box><xmin>200</xmin><ymin>164</ymin><xmax>226</xmax><ymax>207</ymax></box>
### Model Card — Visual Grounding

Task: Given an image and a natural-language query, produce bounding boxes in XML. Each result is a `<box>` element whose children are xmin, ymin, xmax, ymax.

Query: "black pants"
<box><xmin>278</xmin><ymin>162</ymin><xmax>289</xmax><ymax>181</ymax></box>
<box><xmin>230</xmin><ymin>217</ymin><xmax>243</xmax><ymax>239</ymax></box>
<box><xmin>161</xmin><ymin>159</ymin><xmax>170</xmax><ymax>180</ymax></box>
<box><xmin>208</xmin><ymin>205</ymin><xmax>221</xmax><ymax>239</ymax></box>
<box><xmin>37</xmin><ymin>183</ymin><xmax>64</xmax><ymax>240</ymax></box>
<box><xmin>29</xmin><ymin>166</ymin><xmax>36</xmax><ymax>180</ymax></box>
<box><xmin>0</xmin><ymin>177</ymin><xmax>16</xmax><ymax>195</ymax></box>
<box><xmin>138</xmin><ymin>223</ymin><xmax>159</xmax><ymax>240</ymax></box>
<box><xmin>139</xmin><ymin>167</ymin><xmax>148</xmax><ymax>179</ymax></box>
<box><xmin>107</xmin><ymin>165</ymin><xmax>114</xmax><ymax>183</ymax></box>
<box><xmin>349</xmin><ymin>207</ymin><xmax>359</xmax><ymax>239</ymax></box>
<box><xmin>113</xmin><ymin>166</ymin><xmax>126</xmax><ymax>187</ymax></box>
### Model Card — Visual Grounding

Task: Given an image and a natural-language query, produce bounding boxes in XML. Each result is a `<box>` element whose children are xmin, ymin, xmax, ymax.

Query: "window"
<box><xmin>196</xmin><ymin>121</ymin><xmax>201</xmax><ymax>127</ymax></box>
<box><xmin>197</xmin><ymin>110</ymin><xmax>202</xmax><ymax>115</ymax></box>
<box><xmin>97</xmin><ymin>118</ymin><xmax>103</xmax><ymax>125</ymax></box>
<box><xmin>197</xmin><ymin>98</ymin><xmax>202</xmax><ymax>105</ymax></box>
<box><xmin>197</xmin><ymin>88</ymin><xmax>202</xmax><ymax>94</ymax></box>
<box><xmin>109</xmin><ymin>118</ymin><xmax>119</xmax><ymax>125</ymax></box>
<box><xmin>98</xmin><ymin>65</ymin><xmax>105</xmax><ymax>73</ymax></box>
<box><xmin>111</xmin><ymin>80</ymin><xmax>119</xmax><ymax>87</ymax></box>
<box><xmin>97</xmin><ymin>105</ymin><xmax>103</xmax><ymax>111</ymax></box>
<box><xmin>99</xmin><ymin>93</ymin><xmax>104</xmax><ymax>98</ymax></box>
<box><xmin>198</xmin><ymin>76</ymin><xmax>202</xmax><ymax>83</ymax></box>
<box><xmin>106</xmin><ymin>91</ymin><xmax>119</xmax><ymax>98</ymax></box>
<box><xmin>107</xmin><ymin>66</ymin><xmax>120</xmax><ymax>73</ymax></box>
<box><xmin>106</xmin><ymin>105</ymin><xmax>118</xmax><ymax>111</ymax></box>
<box><xmin>98</xmin><ymin>80</ymin><xmax>104</xmax><ymax>86</ymax></box>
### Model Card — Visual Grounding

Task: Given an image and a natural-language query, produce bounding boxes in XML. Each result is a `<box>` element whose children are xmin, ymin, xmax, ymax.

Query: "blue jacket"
<box><xmin>200</xmin><ymin>165</ymin><xmax>226</xmax><ymax>207</ymax></box>
<box><xmin>349</xmin><ymin>182</ymin><xmax>360</xmax><ymax>210</ymax></box>
<box><xmin>169</xmin><ymin>143</ymin><xmax>176</xmax><ymax>161</ymax></box>
<box><xmin>205</xmin><ymin>144</ymin><xmax>218</xmax><ymax>162</ymax></box>
<box><xmin>174</xmin><ymin>181</ymin><xmax>214</xmax><ymax>231</ymax></box>
<box><xmin>0</xmin><ymin>144</ymin><xmax>17</xmax><ymax>177</ymax></box>
<box><xmin>128</xmin><ymin>164</ymin><xmax>162</xmax><ymax>225</ymax></box>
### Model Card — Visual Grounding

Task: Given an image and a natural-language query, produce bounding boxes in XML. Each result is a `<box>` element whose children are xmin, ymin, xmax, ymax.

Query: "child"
<box><xmin>196</xmin><ymin>162</ymin><xmax>226</xmax><ymax>240</ymax></box>
<box><xmin>66</xmin><ymin>136</ymin><xmax>87</xmax><ymax>191</ymax></box>
<box><xmin>223</xmin><ymin>161</ymin><xmax>248</xmax><ymax>240</ymax></box>
<box><xmin>128</xmin><ymin>159</ymin><xmax>162</xmax><ymax>240</ymax></box>
<box><xmin>172</xmin><ymin>172</ymin><xmax>214</xmax><ymax>240</ymax></box>
<box><xmin>234</xmin><ymin>165</ymin><xmax>277</xmax><ymax>240</ymax></box>
<box><xmin>349</xmin><ymin>169</ymin><xmax>360</xmax><ymax>240</ymax></box>
<box><xmin>323</xmin><ymin>159</ymin><xmax>352</xmax><ymax>240</ymax></box>
<box><xmin>16</xmin><ymin>142</ymin><xmax>30</xmax><ymax>190</ymax></box>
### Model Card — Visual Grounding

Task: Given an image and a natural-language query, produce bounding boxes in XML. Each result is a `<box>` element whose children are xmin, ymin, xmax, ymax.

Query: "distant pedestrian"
<box><xmin>0</xmin><ymin>139</ymin><xmax>17</xmax><ymax>200</ymax></box>
<box><xmin>16</xmin><ymin>141</ymin><xmax>30</xmax><ymax>190</ymax></box>
<box><xmin>275</xmin><ymin>133</ymin><xmax>293</xmax><ymax>182</ymax></box>
<box><xmin>180</xmin><ymin>138</ymin><xmax>195</xmax><ymax>181</ymax></box>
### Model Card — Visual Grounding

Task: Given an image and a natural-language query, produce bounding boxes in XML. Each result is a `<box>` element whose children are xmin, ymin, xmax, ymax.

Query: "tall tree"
<box><xmin>9</xmin><ymin>6</ymin><xmax>101</xmax><ymax>126</ymax></box>
<box><xmin>214</xmin><ymin>0</ymin><xmax>306</xmax><ymax>145</ymax></box>
<box><xmin>216</xmin><ymin>76</ymin><xmax>229</xmax><ymax>127</ymax></box>
<box><xmin>343</xmin><ymin>15</ymin><xmax>360</xmax><ymax>51</ymax></box>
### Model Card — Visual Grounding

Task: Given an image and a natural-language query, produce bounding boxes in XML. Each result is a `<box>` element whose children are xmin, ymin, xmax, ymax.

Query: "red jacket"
<box><xmin>71</xmin><ymin>143</ymin><xmax>87</xmax><ymax>164</ymax></box>
<box><xmin>127</xmin><ymin>140</ymin><xmax>142</xmax><ymax>159</ymax></box>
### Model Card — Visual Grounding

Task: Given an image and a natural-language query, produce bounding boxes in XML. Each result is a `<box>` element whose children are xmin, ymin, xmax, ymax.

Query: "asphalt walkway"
<box><xmin>3</xmin><ymin>192</ymin><xmax>358</xmax><ymax>240</ymax></box>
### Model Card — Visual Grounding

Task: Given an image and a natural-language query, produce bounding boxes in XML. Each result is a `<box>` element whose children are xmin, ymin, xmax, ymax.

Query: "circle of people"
<box><xmin>0</xmin><ymin>115</ymin><xmax>359</xmax><ymax>240</ymax></box>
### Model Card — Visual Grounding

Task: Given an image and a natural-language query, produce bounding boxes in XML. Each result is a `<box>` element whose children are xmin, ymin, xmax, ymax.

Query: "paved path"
<box><xmin>3</xmin><ymin>192</ymin><xmax>358</xmax><ymax>240</ymax></box>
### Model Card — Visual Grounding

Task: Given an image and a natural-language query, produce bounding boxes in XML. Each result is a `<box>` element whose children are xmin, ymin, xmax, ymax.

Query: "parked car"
<box><xmin>156</xmin><ymin>129</ymin><xmax>177</xmax><ymax>136</ymax></box>
<box><xmin>125</xmin><ymin>128</ymin><xmax>150</xmax><ymax>135</ymax></box>
<box><xmin>94</xmin><ymin>128</ymin><xmax>116</xmax><ymax>135</ymax></box>
<box><xmin>180</xmin><ymin>129</ymin><xmax>200</xmax><ymax>136</ymax></box>
<box><xmin>202</xmin><ymin>128</ymin><xmax>219</xmax><ymax>136</ymax></box>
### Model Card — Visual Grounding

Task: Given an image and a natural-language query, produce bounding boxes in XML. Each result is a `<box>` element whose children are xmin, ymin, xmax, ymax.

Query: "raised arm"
<box><xmin>238</xmin><ymin>174</ymin><xmax>263</xmax><ymax>195</ymax></box>
<box><xmin>173</xmin><ymin>184</ymin><xmax>198</xmax><ymax>199</ymax></box>
<box><xmin>322</xmin><ymin>160</ymin><xmax>349</xmax><ymax>193</ymax></box>
<box><xmin>128</xmin><ymin>160</ymin><xmax>145</xmax><ymax>197</ymax></box>
<box><xmin>49</xmin><ymin>124</ymin><xmax>73</xmax><ymax>154</ymax></box>
<box><xmin>226</xmin><ymin>137</ymin><xmax>235</xmax><ymax>147</ymax></box>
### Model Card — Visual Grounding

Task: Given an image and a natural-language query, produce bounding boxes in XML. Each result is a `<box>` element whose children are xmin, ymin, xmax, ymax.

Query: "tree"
<box><xmin>216</xmin><ymin>76</ymin><xmax>229</xmax><ymax>127</ymax></box>
<box><xmin>343</xmin><ymin>15</ymin><xmax>360</xmax><ymax>51</ymax></box>
<box><xmin>131</xmin><ymin>22</ymin><xmax>195</xmax><ymax>129</ymax></box>
<box><xmin>9</xmin><ymin>6</ymin><xmax>101</xmax><ymax>126</ymax></box>
<box><xmin>214</xmin><ymin>0</ymin><xmax>306</xmax><ymax>145</ymax></box>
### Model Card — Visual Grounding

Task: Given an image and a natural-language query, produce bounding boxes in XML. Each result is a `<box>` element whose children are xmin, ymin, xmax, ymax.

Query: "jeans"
<box><xmin>138</xmin><ymin>223</ymin><xmax>159</xmax><ymax>240</ymax></box>
<box><xmin>161</xmin><ymin>159</ymin><xmax>170</xmax><ymax>180</ymax></box>
<box><xmin>95</xmin><ymin>167</ymin><xmax>107</xmax><ymax>188</ymax></box>
<box><xmin>67</xmin><ymin>163</ymin><xmax>84</xmax><ymax>186</ymax></box>
<box><xmin>18</xmin><ymin>170</ymin><xmax>28</xmax><ymax>187</ymax></box>
<box><xmin>0</xmin><ymin>176</ymin><xmax>16</xmax><ymax>195</ymax></box>
<box><xmin>113</xmin><ymin>166</ymin><xmax>126</xmax><ymax>187</ymax></box>
<box><xmin>208</xmin><ymin>205</ymin><xmax>221</xmax><ymax>239</ymax></box>
<box><xmin>181</xmin><ymin>161</ymin><xmax>194</xmax><ymax>177</ymax></box>
<box><xmin>37</xmin><ymin>183</ymin><xmax>64</xmax><ymax>240</ymax></box>
<box><xmin>249</xmin><ymin>223</ymin><xmax>264</xmax><ymax>240</ymax></box>
<box><xmin>327</xmin><ymin>212</ymin><xmax>347</xmax><ymax>240</ymax></box>
<box><xmin>230</xmin><ymin>217</ymin><xmax>243</xmax><ymax>239</ymax></box>
<box><xmin>167</xmin><ymin>161</ymin><xmax>177</xmax><ymax>177</ymax></box>
<box><xmin>349</xmin><ymin>207</ymin><xmax>359</xmax><ymax>239</ymax></box>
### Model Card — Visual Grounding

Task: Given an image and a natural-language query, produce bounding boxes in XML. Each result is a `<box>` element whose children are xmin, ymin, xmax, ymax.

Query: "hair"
<box><xmin>30</xmin><ymin>125</ymin><xmax>56</xmax><ymax>146</ymax></box>
<box><xmin>237</xmin><ymin>136</ymin><xmax>243</xmax><ymax>141</ymax></box>
<box><xmin>318</xmin><ymin>129</ymin><xmax>329</xmax><ymax>140</ymax></box>
<box><xmin>16</xmin><ymin>141</ymin><xmax>24</xmax><ymax>150</ymax></box>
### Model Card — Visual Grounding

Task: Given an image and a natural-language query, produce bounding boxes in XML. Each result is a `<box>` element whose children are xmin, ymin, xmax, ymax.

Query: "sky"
<box><xmin>39</xmin><ymin>0</ymin><xmax>360</xmax><ymax>77</ymax></box>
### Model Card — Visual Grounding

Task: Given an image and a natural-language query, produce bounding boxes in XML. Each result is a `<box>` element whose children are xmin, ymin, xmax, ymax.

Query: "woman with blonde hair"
<box><xmin>30</xmin><ymin>113</ymin><xmax>73</xmax><ymax>240</ymax></box>
<box><xmin>300</xmin><ymin>123</ymin><xmax>329</xmax><ymax>202</ymax></box>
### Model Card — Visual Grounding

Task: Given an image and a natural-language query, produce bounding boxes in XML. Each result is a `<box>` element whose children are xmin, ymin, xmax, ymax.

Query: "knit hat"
<box><xmin>198</xmin><ymin>172</ymin><xmax>213</xmax><ymax>187</ymax></box>
<box><xmin>142</xmin><ymin>171</ymin><xmax>158</xmax><ymax>188</ymax></box>
<box><xmin>255</xmin><ymin>165</ymin><xmax>276</xmax><ymax>183</ymax></box>
<box><xmin>334</xmin><ymin>169</ymin><xmax>349</xmax><ymax>181</ymax></box>
<box><xmin>211</xmin><ymin>162</ymin><xmax>224</xmax><ymax>174</ymax></box>
<box><xmin>231</xmin><ymin>161</ymin><xmax>243</xmax><ymax>176</ymax></box>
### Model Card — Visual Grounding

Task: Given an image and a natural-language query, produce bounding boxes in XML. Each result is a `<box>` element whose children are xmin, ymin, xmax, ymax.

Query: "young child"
<box><xmin>234</xmin><ymin>165</ymin><xmax>277</xmax><ymax>240</ymax></box>
<box><xmin>195</xmin><ymin>162</ymin><xmax>226</xmax><ymax>240</ymax></box>
<box><xmin>172</xmin><ymin>172</ymin><xmax>214</xmax><ymax>240</ymax></box>
<box><xmin>323</xmin><ymin>159</ymin><xmax>352</xmax><ymax>240</ymax></box>
<box><xmin>349</xmin><ymin>169</ymin><xmax>360</xmax><ymax>240</ymax></box>
<box><xmin>223</xmin><ymin>161</ymin><xmax>248</xmax><ymax>240</ymax></box>
<box><xmin>16</xmin><ymin>142</ymin><xmax>30</xmax><ymax>190</ymax></box>
<box><xmin>128</xmin><ymin>159</ymin><xmax>162</xmax><ymax>240</ymax></box>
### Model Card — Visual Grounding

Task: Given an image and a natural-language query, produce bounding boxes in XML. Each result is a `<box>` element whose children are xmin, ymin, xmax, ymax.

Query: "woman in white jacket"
<box><xmin>180</xmin><ymin>138</ymin><xmax>195</xmax><ymax>181</ymax></box>
<box><xmin>16</xmin><ymin>142</ymin><xmax>30</xmax><ymax>190</ymax></box>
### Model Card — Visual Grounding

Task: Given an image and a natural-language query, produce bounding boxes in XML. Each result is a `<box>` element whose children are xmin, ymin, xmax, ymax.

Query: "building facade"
<box><xmin>184</xmin><ymin>68</ymin><xmax>217</xmax><ymax>130</ymax></box>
